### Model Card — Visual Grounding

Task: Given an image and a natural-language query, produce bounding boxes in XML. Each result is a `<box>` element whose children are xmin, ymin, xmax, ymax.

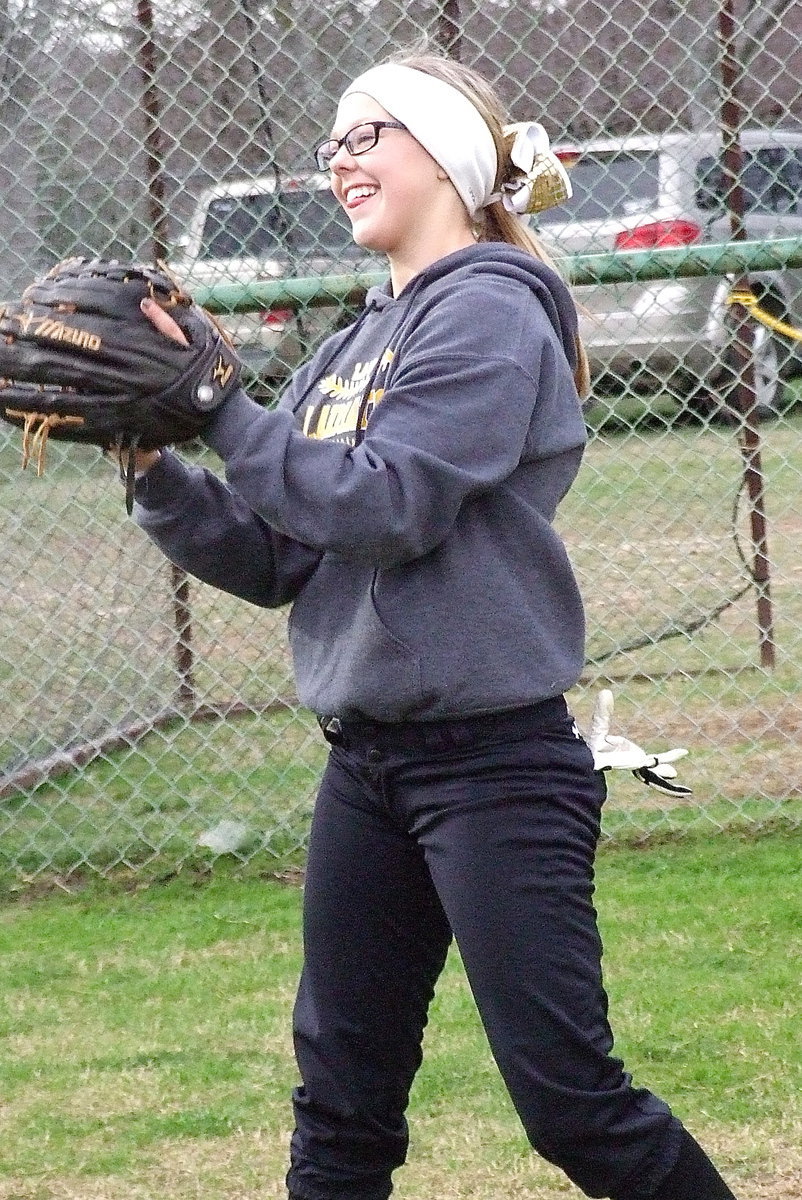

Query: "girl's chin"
<box><xmin>350</xmin><ymin>226</ymin><xmax>388</xmax><ymax>254</ymax></box>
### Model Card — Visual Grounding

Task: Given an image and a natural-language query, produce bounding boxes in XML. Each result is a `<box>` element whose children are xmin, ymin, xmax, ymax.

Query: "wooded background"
<box><xmin>1</xmin><ymin>1</ymin><xmax>800</xmax><ymax>290</ymax></box>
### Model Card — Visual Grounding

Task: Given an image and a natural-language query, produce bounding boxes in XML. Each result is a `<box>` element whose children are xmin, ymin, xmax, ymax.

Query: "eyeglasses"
<box><xmin>314</xmin><ymin>121</ymin><xmax>407</xmax><ymax>171</ymax></box>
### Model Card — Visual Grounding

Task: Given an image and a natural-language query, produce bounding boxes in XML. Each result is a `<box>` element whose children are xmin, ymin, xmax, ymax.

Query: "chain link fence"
<box><xmin>2</xmin><ymin>0</ymin><xmax>802</xmax><ymax>885</ymax></box>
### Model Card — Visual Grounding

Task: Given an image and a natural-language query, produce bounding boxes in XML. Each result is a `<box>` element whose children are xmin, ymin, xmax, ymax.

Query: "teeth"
<box><xmin>347</xmin><ymin>185</ymin><xmax>377</xmax><ymax>202</ymax></box>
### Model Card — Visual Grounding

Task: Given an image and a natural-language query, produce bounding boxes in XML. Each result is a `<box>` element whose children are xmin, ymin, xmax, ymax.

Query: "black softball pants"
<box><xmin>286</xmin><ymin>697</ymin><xmax>725</xmax><ymax>1200</ymax></box>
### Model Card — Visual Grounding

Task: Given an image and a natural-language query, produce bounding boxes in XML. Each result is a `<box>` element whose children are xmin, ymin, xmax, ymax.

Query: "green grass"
<box><xmin>569</xmin><ymin>409</ymin><xmax>802</xmax><ymax>673</ymax></box>
<box><xmin>583</xmin><ymin>372</ymin><xmax>802</xmax><ymax>434</ymax></box>
<box><xmin>3</xmin><ymin>410</ymin><xmax>802</xmax><ymax>887</ymax></box>
<box><xmin>1</xmin><ymin>831</ymin><xmax>800</xmax><ymax>1199</ymax></box>
<box><xmin>0</xmin><ymin>707</ymin><xmax>326</xmax><ymax>885</ymax></box>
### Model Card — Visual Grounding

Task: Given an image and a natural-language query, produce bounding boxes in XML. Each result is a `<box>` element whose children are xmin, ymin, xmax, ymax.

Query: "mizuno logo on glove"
<box><xmin>12</xmin><ymin>314</ymin><xmax>102</xmax><ymax>351</ymax></box>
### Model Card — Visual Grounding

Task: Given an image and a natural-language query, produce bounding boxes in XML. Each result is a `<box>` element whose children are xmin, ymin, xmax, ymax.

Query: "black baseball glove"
<box><xmin>0</xmin><ymin>258</ymin><xmax>242</xmax><ymax>511</ymax></box>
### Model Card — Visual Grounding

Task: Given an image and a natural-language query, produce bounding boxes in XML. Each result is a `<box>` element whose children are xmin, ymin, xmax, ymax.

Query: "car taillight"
<box><xmin>260</xmin><ymin>307</ymin><xmax>294</xmax><ymax>328</ymax></box>
<box><xmin>614</xmin><ymin>220</ymin><xmax>701</xmax><ymax>251</ymax></box>
<box><xmin>554</xmin><ymin>148</ymin><xmax>581</xmax><ymax>169</ymax></box>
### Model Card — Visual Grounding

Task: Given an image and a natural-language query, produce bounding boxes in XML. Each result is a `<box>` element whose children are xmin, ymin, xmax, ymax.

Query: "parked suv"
<box><xmin>172</xmin><ymin>131</ymin><xmax>802</xmax><ymax>414</ymax></box>
<box><xmin>537</xmin><ymin>127</ymin><xmax>802</xmax><ymax>414</ymax></box>
<box><xmin>168</xmin><ymin>172</ymin><xmax>380</xmax><ymax>395</ymax></box>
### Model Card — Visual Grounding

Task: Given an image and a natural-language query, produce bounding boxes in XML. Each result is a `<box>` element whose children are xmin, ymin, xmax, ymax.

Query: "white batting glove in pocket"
<box><xmin>586</xmin><ymin>689</ymin><xmax>692</xmax><ymax>796</ymax></box>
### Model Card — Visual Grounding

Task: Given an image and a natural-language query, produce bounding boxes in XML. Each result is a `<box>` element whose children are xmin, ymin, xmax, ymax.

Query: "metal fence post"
<box><xmin>718</xmin><ymin>0</ymin><xmax>776</xmax><ymax>670</ymax></box>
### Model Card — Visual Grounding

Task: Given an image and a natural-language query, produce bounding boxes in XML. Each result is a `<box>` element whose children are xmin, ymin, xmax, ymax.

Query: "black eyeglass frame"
<box><xmin>314</xmin><ymin>121</ymin><xmax>407</xmax><ymax>171</ymax></box>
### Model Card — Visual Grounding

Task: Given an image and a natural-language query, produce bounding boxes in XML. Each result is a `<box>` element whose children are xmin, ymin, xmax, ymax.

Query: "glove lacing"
<box><xmin>115</xmin><ymin>432</ymin><xmax>142</xmax><ymax>516</ymax></box>
<box><xmin>6</xmin><ymin>408</ymin><xmax>85</xmax><ymax>475</ymax></box>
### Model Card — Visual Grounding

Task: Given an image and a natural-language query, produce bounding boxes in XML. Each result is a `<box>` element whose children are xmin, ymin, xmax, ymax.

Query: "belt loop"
<box><xmin>318</xmin><ymin>715</ymin><xmax>344</xmax><ymax>746</ymax></box>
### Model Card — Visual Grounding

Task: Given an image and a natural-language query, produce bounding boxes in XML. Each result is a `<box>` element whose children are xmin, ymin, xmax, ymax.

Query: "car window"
<box><xmin>201</xmin><ymin>195</ymin><xmax>286</xmax><ymax>259</ymax></box>
<box><xmin>199</xmin><ymin>188</ymin><xmax>360</xmax><ymax>261</ymax></box>
<box><xmin>536</xmin><ymin>150</ymin><xmax>662</xmax><ymax>224</ymax></box>
<box><xmin>280</xmin><ymin>190</ymin><xmax>364</xmax><ymax>262</ymax></box>
<box><xmin>695</xmin><ymin>148</ymin><xmax>802</xmax><ymax>214</ymax></box>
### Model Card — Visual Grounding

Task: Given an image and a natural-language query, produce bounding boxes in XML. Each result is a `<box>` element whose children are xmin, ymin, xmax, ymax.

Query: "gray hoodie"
<box><xmin>134</xmin><ymin>243</ymin><xmax>588</xmax><ymax>721</ymax></box>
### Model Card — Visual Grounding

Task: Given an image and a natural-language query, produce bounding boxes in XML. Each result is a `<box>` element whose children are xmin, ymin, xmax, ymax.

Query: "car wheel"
<box><xmin>688</xmin><ymin>309</ymin><xmax>791</xmax><ymax>422</ymax></box>
<box><xmin>730</xmin><ymin>320</ymin><xmax>783</xmax><ymax>417</ymax></box>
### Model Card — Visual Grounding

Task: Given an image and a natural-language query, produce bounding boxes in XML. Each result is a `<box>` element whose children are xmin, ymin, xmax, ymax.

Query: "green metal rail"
<box><xmin>192</xmin><ymin>236</ymin><xmax>802</xmax><ymax>313</ymax></box>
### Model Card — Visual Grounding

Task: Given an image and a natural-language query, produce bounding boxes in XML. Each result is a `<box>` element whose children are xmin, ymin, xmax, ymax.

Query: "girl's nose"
<box><xmin>329</xmin><ymin>143</ymin><xmax>357</xmax><ymax>174</ymax></box>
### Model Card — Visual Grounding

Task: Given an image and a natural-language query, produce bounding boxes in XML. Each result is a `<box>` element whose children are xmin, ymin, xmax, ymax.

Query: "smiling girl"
<box><xmin>131</xmin><ymin>49</ymin><xmax>737</xmax><ymax>1200</ymax></box>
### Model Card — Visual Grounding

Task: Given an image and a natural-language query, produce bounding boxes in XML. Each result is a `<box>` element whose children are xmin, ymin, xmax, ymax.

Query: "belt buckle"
<box><xmin>319</xmin><ymin>715</ymin><xmax>344</xmax><ymax>745</ymax></box>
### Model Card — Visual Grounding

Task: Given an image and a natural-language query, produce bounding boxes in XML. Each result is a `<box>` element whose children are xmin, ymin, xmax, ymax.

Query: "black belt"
<box><xmin>317</xmin><ymin>695</ymin><xmax>568</xmax><ymax>752</ymax></box>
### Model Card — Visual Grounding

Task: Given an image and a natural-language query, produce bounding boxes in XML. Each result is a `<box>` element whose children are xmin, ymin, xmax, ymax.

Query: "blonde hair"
<box><xmin>386</xmin><ymin>50</ymin><xmax>590</xmax><ymax>397</ymax></box>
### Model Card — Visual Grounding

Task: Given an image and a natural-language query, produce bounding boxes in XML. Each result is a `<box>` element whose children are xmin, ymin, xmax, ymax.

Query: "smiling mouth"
<box><xmin>345</xmin><ymin>185</ymin><xmax>378</xmax><ymax>207</ymax></box>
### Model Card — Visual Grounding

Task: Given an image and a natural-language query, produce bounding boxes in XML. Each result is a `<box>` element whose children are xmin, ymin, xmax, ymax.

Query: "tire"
<box><xmin>723</xmin><ymin>320</ymin><xmax>784</xmax><ymax>418</ymax></box>
<box><xmin>688</xmin><ymin>302</ymin><xmax>794</xmax><ymax>422</ymax></box>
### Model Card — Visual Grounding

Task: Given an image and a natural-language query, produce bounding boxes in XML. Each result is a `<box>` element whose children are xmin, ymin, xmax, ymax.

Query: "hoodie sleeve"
<box><xmin>203</xmin><ymin>278</ymin><xmax>585</xmax><ymax>567</ymax></box>
<box><xmin>133</xmin><ymin>447</ymin><xmax>323</xmax><ymax>607</ymax></box>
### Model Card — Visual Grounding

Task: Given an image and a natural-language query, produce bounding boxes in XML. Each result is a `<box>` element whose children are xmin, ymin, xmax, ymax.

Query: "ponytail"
<box><xmin>479</xmin><ymin>133</ymin><xmax>590</xmax><ymax>399</ymax></box>
<box><xmin>388</xmin><ymin>49</ymin><xmax>591</xmax><ymax>399</ymax></box>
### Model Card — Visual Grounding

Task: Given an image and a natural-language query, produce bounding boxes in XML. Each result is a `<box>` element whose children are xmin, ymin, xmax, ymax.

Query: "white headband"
<box><xmin>341</xmin><ymin>63</ymin><xmax>498</xmax><ymax>216</ymax></box>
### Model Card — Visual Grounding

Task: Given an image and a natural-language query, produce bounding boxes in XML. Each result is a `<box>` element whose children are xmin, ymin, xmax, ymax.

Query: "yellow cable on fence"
<box><xmin>726</xmin><ymin>290</ymin><xmax>802</xmax><ymax>342</ymax></box>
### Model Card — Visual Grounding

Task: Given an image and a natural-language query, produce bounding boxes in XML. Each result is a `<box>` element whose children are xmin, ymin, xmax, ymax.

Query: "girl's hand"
<box><xmin>108</xmin><ymin>443</ymin><xmax>161</xmax><ymax>475</ymax></box>
<box><xmin>109</xmin><ymin>299</ymin><xmax>190</xmax><ymax>475</ymax></box>
<box><xmin>140</xmin><ymin>296</ymin><xmax>189</xmax><ymax>345</ymax></box>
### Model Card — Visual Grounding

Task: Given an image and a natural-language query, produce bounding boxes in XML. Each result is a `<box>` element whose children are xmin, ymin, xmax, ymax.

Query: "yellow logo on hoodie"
<box><xmin>303</xmin><ymin>348</ymin><xmax>394</xmax><ymax>443</ymax></box>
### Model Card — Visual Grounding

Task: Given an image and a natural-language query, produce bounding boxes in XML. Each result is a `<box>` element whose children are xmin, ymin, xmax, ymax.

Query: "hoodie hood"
<box><xmin>288</xmin><ymin>241</ymin><xmax>580</xmax><ymax>420</ymax></box>
<box><xmin>364</xmin><ymin>242</ymin><xmax>579</xmax><ymax>371</ymax></box>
